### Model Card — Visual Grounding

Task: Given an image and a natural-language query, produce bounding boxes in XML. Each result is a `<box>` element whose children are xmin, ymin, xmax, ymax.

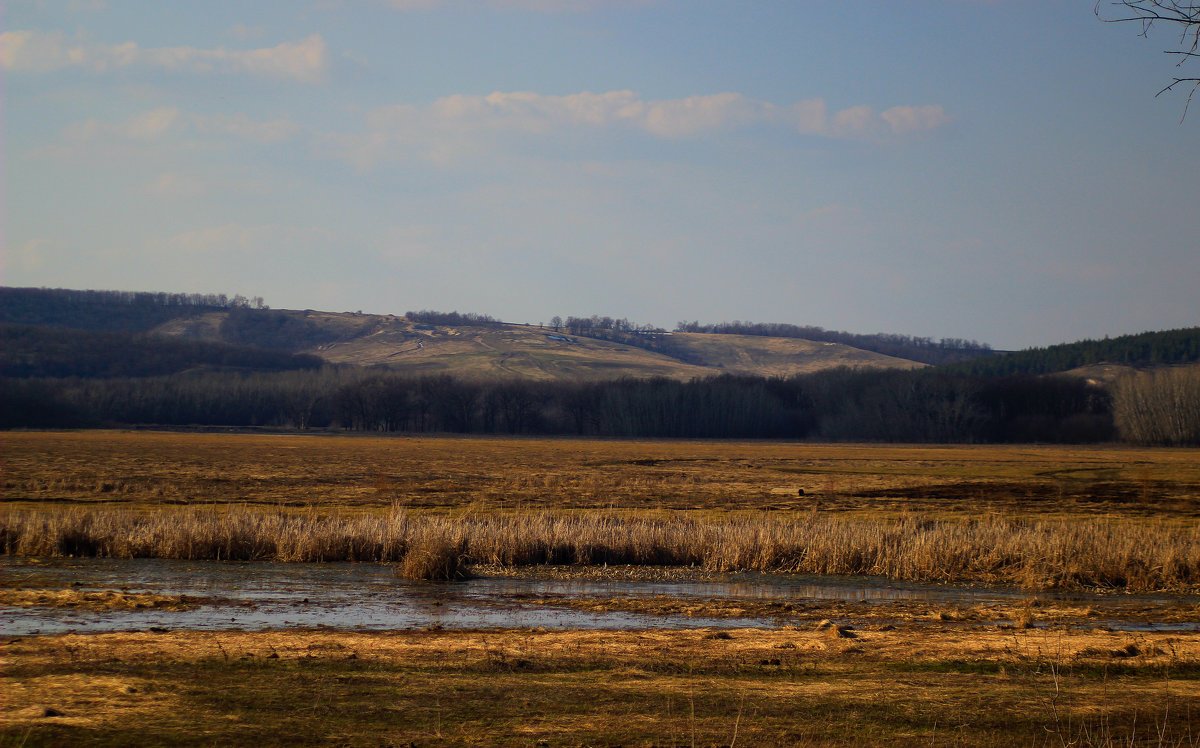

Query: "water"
<box><xmin>2</xmin><ymin>557</ymin><xmax>1195</xmax><ymax>636</ymax></box>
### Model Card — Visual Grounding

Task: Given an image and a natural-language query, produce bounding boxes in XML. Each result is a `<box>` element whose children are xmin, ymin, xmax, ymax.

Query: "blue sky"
<box><xmin>4</xmin><ymin>0</ymin><xmax>1197</xmax><ymax>349</ymax></box>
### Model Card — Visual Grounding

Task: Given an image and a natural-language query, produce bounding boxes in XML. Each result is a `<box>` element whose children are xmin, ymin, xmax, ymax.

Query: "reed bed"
<box><xmin>2</xmin><ymin>508</ymin><xmax>1198</xmax><ymax>591</ymax></box>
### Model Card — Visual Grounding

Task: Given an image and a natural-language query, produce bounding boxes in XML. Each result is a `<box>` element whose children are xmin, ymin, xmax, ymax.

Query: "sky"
<box><xmin>3</xmin><ymin>0</ymin><xmax>1197</xmax><ymax>350</ymax></box>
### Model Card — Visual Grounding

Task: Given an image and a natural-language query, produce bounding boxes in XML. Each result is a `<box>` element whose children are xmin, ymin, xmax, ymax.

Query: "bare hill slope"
<box><xmin>152</xmin><ymin>309</ymin><xmax>925</xmax><ymax>380</ymax></box>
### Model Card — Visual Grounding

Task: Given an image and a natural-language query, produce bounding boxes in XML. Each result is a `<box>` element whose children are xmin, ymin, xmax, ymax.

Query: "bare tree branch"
<box><xmin>1097</xmin><ymin>1</ymin><xmax>1200</xmax><ymax>116</ymax></box>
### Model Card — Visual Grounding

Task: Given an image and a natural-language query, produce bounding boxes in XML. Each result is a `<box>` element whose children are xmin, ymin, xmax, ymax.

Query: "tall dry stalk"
<box><xmin>2</xmin><ymin>508</ymin><xmax>1197</xmax><ymax>592</ymax></box>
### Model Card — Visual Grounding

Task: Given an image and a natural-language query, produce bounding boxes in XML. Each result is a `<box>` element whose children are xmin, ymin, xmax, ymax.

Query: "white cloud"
<box><xmin>333</xmin><ymin>89</ymin><xmax>950</xmax><ymax>168</ymax></box>
<box><xmin>0</xmin><ymin>30</ymin><xmax>328</xmax><ymax>83</ymax></box>
<box><xmin>829</xmin><ymin>105</ymin><xmax>876</xmax><ymax>138</ymax></box>
<box><xmin>640</xmin><ymin>92</ymin><xmax>758</xmax><ymax>137</ymax></box>
<box><xmin>880</xmin><ymin>105</ymin><xmax>952</xmax><ymax>135</ymax></box>
<box><xmin>421</xmin><ymin>90</ymin><xmax>942</xmax><ymax>138</ymax></box>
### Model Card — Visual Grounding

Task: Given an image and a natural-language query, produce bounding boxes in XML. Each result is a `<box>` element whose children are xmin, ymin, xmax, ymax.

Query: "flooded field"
<box><xmin>4</xmin><ymin>557</ymin><xmax>1197</xmax><ymax>637</ymax></box>
<box><xmin>5</xmin><ymin>433</ymin><xmax>1200</xmax><ymax>745</ymax></box>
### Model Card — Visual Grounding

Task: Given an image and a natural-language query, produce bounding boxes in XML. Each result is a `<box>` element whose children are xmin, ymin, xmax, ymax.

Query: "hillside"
<box><xmin>0</xmin><ymin>287</ymin><xmax>930</xmax><ymax>380</ymax></box>
<box><xmin>944</xmin><ymin>327</ymin><xmax>1200</xmax><ymax>378</ymax></box>
<box><xmin>156</xmin><ymin>311</ymin><xmax>922</xmax><ymax>381</ymax></box>
<box><xmin>674</xmin><ymin>320</ymin><xmax>995</xmax><ymax>366</ymax></box>
<box><xmin>0</xmin><ymin>324</ymin><xmax>321</xmax><ymax>379</ymax></box>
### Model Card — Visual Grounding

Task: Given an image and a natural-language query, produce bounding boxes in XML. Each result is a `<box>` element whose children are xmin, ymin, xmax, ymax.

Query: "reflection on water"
<box><xmin>1</xmin><ymin>557</ymin><xmax>1195</xmax><ymax>636</ymax></box>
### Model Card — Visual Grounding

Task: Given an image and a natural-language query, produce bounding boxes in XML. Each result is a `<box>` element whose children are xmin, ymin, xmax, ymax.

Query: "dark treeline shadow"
<box><xmin>943</xmin><ymin>327</ymin><xmax>1200</xmax><ymax>377</ymax></box>
<box><xmin>0</xmin><ymin>366</ymin><xmax>1144</xmax><ymax>443</ymax></box>
<box><xmin>0</xmin><ymin>324</ymin><xmax>322</xmax><ymax>379</ymax></box>
<box><xmin>0</xmin><ymin>286</ymin><xmax>266</xmax><ymax>332</ymax></box>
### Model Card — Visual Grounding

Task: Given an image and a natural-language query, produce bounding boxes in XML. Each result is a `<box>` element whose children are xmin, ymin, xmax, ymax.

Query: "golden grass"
<box><xmin>4</xmin><ymin>432</ymin><xmax>1200</xmax><ymax>590</ymax></box>
<box><xmin>4</xmin><ymin>431</ymin><xmax>1200</xmax><ymax>519</ymax></box>
<box><xmin>0</xmin><ymin>588</ymin><xmax>194</xmax><ymax>611</ymax></box>
<box><xmin>397</xmin><ymin>523</ymin><xmax>471</xmax><ymax>580</ymax></box>
<box><xmin>516</xmin><ymin>592</ymin><xmax>1200</xmax><ymax>627</ymax></box>
<box><xmin>3</xmin><ymin>627</ymin><xmax>1199</xmax><ymax>746</ymax></box>
<box><xmin>4</xmin><ymin>507</ymin><xmax>1198</xmax><ymax>592</ymax></box>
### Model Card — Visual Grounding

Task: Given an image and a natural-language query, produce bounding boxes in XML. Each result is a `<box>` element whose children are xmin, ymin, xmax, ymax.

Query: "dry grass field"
<box><xmin>4</xmin><ymin>430</ymin><xmax>1199</xmax><ymax>517</ymax></box>
<box><xmin>3</xmin><ymin>626</ymin><xmax>1200</xmax><ymax>746</ymax></box>
<box><xmin>3</xmin><ymin>431</ymin><xmax>1200</xmax><ymax>591</ymax></box>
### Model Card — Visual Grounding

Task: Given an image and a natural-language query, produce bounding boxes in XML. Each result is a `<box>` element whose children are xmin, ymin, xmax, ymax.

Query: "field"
<box><xmin>3</xmin><ymin>431</ymin><xmax>1200</xmax><ymax>745</ymax></box>
<box><xmin>5</xmin><ymin>627</ymin><xmax>1200</xmax><ymax>746</ymax></box>
<box><xmin>5</xmin><ymin>430</ymin><xmax>1200</xmax><ymax>516</ymax></box>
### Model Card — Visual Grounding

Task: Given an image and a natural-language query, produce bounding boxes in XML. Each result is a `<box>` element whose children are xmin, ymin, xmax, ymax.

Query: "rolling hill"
<box><xmin>153</xmin><ymin>309</ymin><xmax>925</xmax><ymax>381</ymax></box>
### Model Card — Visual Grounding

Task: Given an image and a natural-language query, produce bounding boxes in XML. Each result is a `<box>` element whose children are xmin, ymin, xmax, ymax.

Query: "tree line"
<box><xmin>0</xmin><ymin>366</ymin><xmax>1124</xmax><ymax>443</ymax></box>
<box><xmin>0</xmin><ymin>286</ymin><xmax>266</xmax><ymax>332</ymax></box>
<box><xmin>944</xmin><ymin>328</ymin><xmax>1200</xmax><ymax>378</ymax></box>
<box><xmin>0</xmin><ymin>324</ymin><xmax>322</xmax><ymax>379</ymax></box>
<box><xmin>406</xmin><ymin>310</ymin><xmax>503</xmax><ymax>327</ymax></box>
<box><xmin>1111</xmin><ymin>366</ymin><xmax>1200</xmax><ymax>446</ymax></box>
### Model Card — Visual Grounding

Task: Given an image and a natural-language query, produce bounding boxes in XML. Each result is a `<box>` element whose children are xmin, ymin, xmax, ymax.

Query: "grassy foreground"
<box><xmin>5</xmin><ymin>431</ymin><xmax>1200</xmax><ymax>745</ymax></box>
<box><xmin>3</xmin><ymin>626</ymin><xmax>1200</xmax><ymax>746</ymax></box>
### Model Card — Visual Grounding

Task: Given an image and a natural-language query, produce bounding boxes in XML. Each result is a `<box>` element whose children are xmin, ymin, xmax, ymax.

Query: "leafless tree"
<box><xmin>1097</xmin><ymin>1</ymin><xmax>1200</xmax><ymax>115</ymax></box>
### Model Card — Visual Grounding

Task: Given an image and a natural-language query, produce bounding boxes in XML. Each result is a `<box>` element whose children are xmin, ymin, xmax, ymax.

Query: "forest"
<box><xmin>2</xmin><ymin>286</ymin><xmax>1198</xmax><ymax>445</ymax></box>
<box><xmin>0</xmin><ymin>324</ymin><xmax>322</xmax><ymax>379</ymax></box>
<box><xmin>945</xmin><ymin>327</ymin><xmax>1200</xmax><ymax>377</ymax></box>
<box><xmin>0</xmin><ymin>286</ymin><xmax>266</xmax><ymax>332</ymax></box>
<box><xmin>0</xmin><ymin>366</ymin><xmax>1128</xmax><ymax>443</ymax></box>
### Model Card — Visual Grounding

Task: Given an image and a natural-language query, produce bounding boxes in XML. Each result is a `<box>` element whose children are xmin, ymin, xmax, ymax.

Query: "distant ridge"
<box><xmin>0</xmin><ymin>287</ymin><xmax>928</xmax><ymax>381</ymax></box>
<box><xmin>6</xmin><ymin>286</ymin><xmax>1199</xmax><ymax>444</ymax></box>
<box><xmin>942</xmin><ymin>328</ymin><xmax>1200</xmax><ymax>377</ymax></box>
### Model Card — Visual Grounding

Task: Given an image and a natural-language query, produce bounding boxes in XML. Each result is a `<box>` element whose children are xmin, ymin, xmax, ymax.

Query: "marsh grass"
<box><xmin>3</xmin><ymin>507</ymin><xmax>1198</xmax><ymax>592</ymax></box>
<box><xmin>397</xmin><ymin>522</ymin><xmax>472</xmax><ymax>580</ymax></box>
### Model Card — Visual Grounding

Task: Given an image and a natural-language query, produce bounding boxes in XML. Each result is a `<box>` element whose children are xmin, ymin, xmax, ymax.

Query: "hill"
<box><xmin>0</xmin><ymin>286</ymin><xmax>260</xmax><ymax>332</ymax></box>
<box><xmin>0</xmin><ymin>324</ymin><xmax>321</xmax><ymax>379</ymax></box>
<box><xmin>673</xmin><ymin>319</ymin><xmax>995</xmax><ymax>366</ymax></box>
<box><xmin>0</xmin><ymin>286</ymin><xmax>928</xmax><ymax>381</ymax></box>
<box><xmin>156</xmin><ymin>311</ymin><xmax>923</xmax><ymax>381</ymax></box>
<box><xmin>944</xmin><ymin>327</ymin><xmax>1200</xmax><ymax>378</ymax></box>
<box><xmin>6</xmin><ymin>287</ymin><xmax>1198</xmax><ymax>444</ymax></box>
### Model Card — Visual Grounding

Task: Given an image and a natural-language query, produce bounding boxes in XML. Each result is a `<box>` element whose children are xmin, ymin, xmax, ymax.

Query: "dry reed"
<box><xmin>2</xmin><ymin>508</ymin><xmax>1198</xmax><ymax>592</ymax></box>
<box><xmin>397</xmin><ymin>520</ymin><xmax>471</xmax><ymax>580</ymax></box>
